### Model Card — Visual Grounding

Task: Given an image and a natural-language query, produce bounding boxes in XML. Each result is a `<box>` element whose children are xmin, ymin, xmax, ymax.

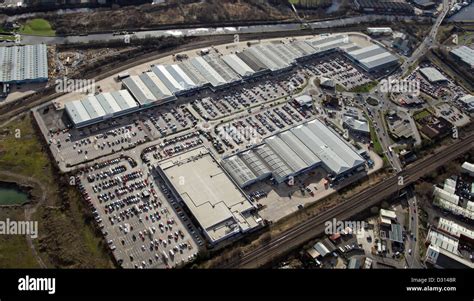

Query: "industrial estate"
<box><xmin>0</xmin><ymin>0</ymin><xmax>472</xmax><ymax>280</ymax></box>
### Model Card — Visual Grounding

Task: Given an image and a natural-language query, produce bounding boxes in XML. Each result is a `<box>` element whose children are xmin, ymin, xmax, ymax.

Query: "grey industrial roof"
<box><xmin>348</xmin><ymin>44</ymin><xmax>384</xmax><ymax>60</ymax></box>
<box><xmin>223</xmin><ymin>119</ymin><xmax>365</xmax><ymax>186</ymax></box>
<box><xmin>343</xmin><ymin>115</ymin><xmax>370</xmax><ymax>133</ymax></box>
<box><xmin>178</xmin><ymin>60</ymin><xmax>209</xmax><ymax>87</ymax></box>
<box><xmin>65</xmin><ymin>90</ymin><xmax>138</xmax><ymax>126</ymax></box>
<box><xmin>151</xmin><ymin>65</ymin><xmax>183</xmax><ymax>93</ymax></box>
<box><xmin>221</xmin><ymin>54</ymin><xmax>255</xmax><ymax>77</ymax></box>
<box><xmin>420</xmin><ymin>67</ymin><xmax>448</xmax><ymax>83</ymax></box>
<box><xmin>265</xmin><ymin>43</ymin><xmax>297</xmax><ymax>65</ymax></box>
<box><xmin>82</xmin><ymin>95</ymin><xmax>105</xmax><ymax>119</ymax></box>
<box><xmin>190</xmin><ymin>56</ymin><xmax>227</xmax><ymax>87</ymax></box>
<box><xmin>122</xmin><ymin>73</ymin><xmax>175</xmax><ymax>105</ymax></box>
<box><xmin>95</xmin><ymin>93</ymin><xmax>119</xmax><ymax>115</ymax></box>
<box><xmin>305</xmin><ymin>34</ymin><xmax>351</xmax><ymax>53</ymax></box>
<box><xmin>307</xmin><ymin>120</ymin><xmax>365</xmax><ymax>168</ymax></box>
<box><xmin>265</xmin><ymin>135</ymin><xmax>308</xmax><ymax>173</ymax></box>
<box><xmin>291</xmin><ymin>40</ymin><xmax>319</xmax><ymax>56</ymax></box>
<box><xmin>235</xmin><ymin>51</ymin><xmax>268</xmax><ymax>73</ymax></box>
<box><xmin>347</xmin><ymin>44</ymin><xmax>399</xmax><ymax>71</ymax></box>
<box><xmin>203</xmin><ymin>53</ymin><xmax>241</xmax><ymax>83</ymax></box>
<box><xmin>122</xmin><ymin>76</ymin><xmax>153</xmax><ymax>105</ymax></box>
<box><xmin>165</xmin><ymin>64</ymin><xmax>197</xmax><ymax>90</ymax></box>
<box><xmin>427</xmin><ymin>229</ymin><xmax>460</xmax><ymax>255</ymax></box>
<box><xmin>139</xmin><ymin>72</ymin><xmax>173</xmax><ymax>100</ymax></box>
<box><xmin>362</xmin><ymin>55</ymin><xmax>398</xmax><ymax>70</ymax></box>
<box><xmin>313</xmin><ymin>242</ymin><xmax>331</xmax><ymax>257</ymax></box>
<box><xmin>239</xmin><ymin>150</ymin><xmax>271</xmax><ymax>178</ymax></box>
<box><xmin>222</xmin><ymin>155</ymin><xmax>257</xmax><ymax>188</ymax></box>
<box><xmin>291</xmin><ymin>124</ymin><xmax>350</xmax><ymax>174</ymax></box>
<box><xmin>253</xmin><ymin>45</ymin><xmax>283</xmax><ymax>68</ymax></box>
<box><xmin>278</xmin><ymin>130</ymin><xmax>321</xmax><ymax>167</ymax></box>
<box><xmin>245</xmin><ymin>47</ymin><xmax>277</xmax><ymax>71</ymax></box>
<box><xmin>345</xmin><ymin>45</ymin><xmax>361</xmax><ymax>52</ymax></box>
<box><xmin>254</xmin><ymin>144</ymin><xmax>294</xmax><ymax>183</ymax></box>
<box><xmin>0</xmin><ymin>44</ymin><xmax>48</xmax><ymax>83</ymax></box>
<box><xmin>348</xmin><ymin>258</ymin><xmax>361</xmax><ymax>269</ymax></box>
<box><xmin>281</xmin><ymin>43</ymin><xmax>306</xmax><ymax>59</ymax></box>
<box><xmin>450</xmin><ymin>46</ymin><xmax>474</xmax><ymax>68</ymax></box>
<box><xmin>388</xmin><ymin>224</ymin><xmax>403</xmax><ymax>243</ymax></box>
<box><xmin>280</xmin><ymin>43</ymin><xmax>303</xmax><ymax>61</ymax></box>
<box><xmin>258</xmin><ymin>44</ymin><xmax>292</xmax><ymax>69</ymax></box>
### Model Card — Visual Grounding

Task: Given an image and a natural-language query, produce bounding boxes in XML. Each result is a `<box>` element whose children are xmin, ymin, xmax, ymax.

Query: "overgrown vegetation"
<box><xmin>0</xmin><ymin>208</ymin><xmax>40</xmax><ymax>268</ymax></box>
<box><xmin>0</xmin><ymin>114</ymin><xmax>112</xmax><ymax>268</ymax></box>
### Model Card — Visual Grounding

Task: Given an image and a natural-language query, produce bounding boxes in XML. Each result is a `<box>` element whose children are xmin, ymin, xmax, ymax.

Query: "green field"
<box><xmin>335</xmin><ymin>84</ymin><xmax>347</xmax><ymax>92</ymax></box>
<box><xmin>0</xmin><ymin>34</ymin><xmax>15</xmax><ymax>41</ymax></box>
<box><xmin>364</xmin><ymin>113</ymin><xmax>385</xmax><ymax>161</ymax></box>
<box><xmin>0</xmin><ymin>116</ymin><xmax>53</xmax><ymax>184</ymax></box>
<box><xmin>0</xmin><ymin>208</ymin><xmax>40</xmax><ymax>268</ymax></box>
<box><xmin>19</xmin><ymin>18</ymin><xmax>55</xmax><ymax>37</ymax></box>
<box><xmin>350</xmin><ymin>81</ymin><xmax>379</xmax><ymax>93</ymax></box>
<box><xmin>413</xmin><ymin>109</ymin><xmax>431</xmax><ymax>121</ymax></box>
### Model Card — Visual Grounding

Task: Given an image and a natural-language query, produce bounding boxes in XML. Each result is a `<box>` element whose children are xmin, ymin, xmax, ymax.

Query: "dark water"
<box><xmin>450</xmin><ymin>2</ymin><xmax>474</xmax><ymax>21</ymax></box>
<box><xmin>0</xmin><ymin>182</ymin><xmax>28</xmax><ymax>205</ymax></box>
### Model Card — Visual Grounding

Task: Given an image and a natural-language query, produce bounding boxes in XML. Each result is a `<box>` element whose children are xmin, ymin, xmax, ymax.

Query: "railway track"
<box><xmin>0</xmin><ymin>36</ymin><xmax>234</xmax><ymax>122</ymax></box>
<box><xmin>0</xmin><ymin>24</ymin><xmax>404</xmax><ymax>122</ymax></box>
<box><xmin>219</xmin><ymin>134</ymin><xmax>474</xmax><ymax>268</ymax></box>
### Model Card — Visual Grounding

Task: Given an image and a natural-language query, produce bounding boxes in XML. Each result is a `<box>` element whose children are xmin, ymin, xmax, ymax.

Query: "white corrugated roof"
<box><xmin>265</xmin><ymin>135</ymin><xmax>307</xmax><ymax>173</ymax></box>
<box><xmin>0</xmin><ymin>44</ymin><xmax>48</xmax><ymax>83</ymax></box>
<box><xmin>65</xmin><ymin>90</ymin><xmax>138</xmax><ymax>127</ymax></box>
<box><xmin>222</xmin><ymin>54</ymin><xmax>255</xmax><ymax>77</ymax></box>
<box><xmin>420</xmin><ymin>67</ymin><xmax>447</xmax><ymax>83</ymax></box>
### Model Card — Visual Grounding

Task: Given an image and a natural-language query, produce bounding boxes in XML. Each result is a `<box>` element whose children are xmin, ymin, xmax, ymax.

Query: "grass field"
<box><xmin>336</xmin><ymin>84</ymin><xmax>347</xmax><ymax>92</ymax></box>
<box><xmin>350</xmin><ymin>81</ymin><xmax>379</xmax><ymax>93</ymax></box>
<box><xmin>413</xmin><ymin>109</ymin><xmax>431</xmax><ymax>121</ymax></box>
<box><xmin>0</xmin><ymin>115</ymin><xmax>54</xmax><ymax>184</ymax></box>
<box><xmin>0</xmin><ymin>208</ymin><xmax>40</xmax><ymax>268</ymax></box>
<box><xmin>19</xmin><ymin>18</ymin><xmax>55</xmax><ymax>37</ymax></box>
<box><xmin>364</xmin><ymin>113</ymin><xmax>386</xmax><ymax>165</ymax></box>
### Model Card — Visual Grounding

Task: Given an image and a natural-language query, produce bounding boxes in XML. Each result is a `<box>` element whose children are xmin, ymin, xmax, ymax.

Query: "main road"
<box><xmin>218</xmin><ymin>133</ymin><xmax>474</xmax><ymax>268</ymax></box>
<box><xmin>364</xmin><ymin>0</ymin><xmax>451</xmax><ymax>171</ymax></box>
<box><xmin>405</xmin><ymin>187</ymin><xmax>423</xmax><ymax>268</ymax></box>
<box><xmin>396</xmin><ymin>0</ymin><xmax>451</xmax><ymax>77</ymax></box>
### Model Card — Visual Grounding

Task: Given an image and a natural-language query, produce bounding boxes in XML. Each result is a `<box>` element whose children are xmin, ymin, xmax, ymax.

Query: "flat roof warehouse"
<box><xmin>156</xmin><ymin>147</ymin><xmax>261</xmax><ymax>244</ymax></box>
<box><xmin>450</xmin><ymin>46</ymin><xmax>474</xmax><ymax>69</ymax></box>
<box><xmin>419</xmin><ymin>67</ymin><xmax>448</xmax><ymax>84</ymax></box>
<box><xmin>64</xmin><ymin>34</ymin><xmax>399</xmax><ymax>128</ymax></box>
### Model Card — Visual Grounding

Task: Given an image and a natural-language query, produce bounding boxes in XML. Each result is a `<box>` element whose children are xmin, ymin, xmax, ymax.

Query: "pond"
<box><xmin>0</xmin><ymin>182</ymin><xmax>29</xmax><ymax>206</ymax></box>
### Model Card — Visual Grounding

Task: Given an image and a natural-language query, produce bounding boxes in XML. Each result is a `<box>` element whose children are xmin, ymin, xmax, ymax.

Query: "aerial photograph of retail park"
<box><xmin>0</xmin><ymin>0</ymin><xmax>473</xmax><ymax>288</ymax></box>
